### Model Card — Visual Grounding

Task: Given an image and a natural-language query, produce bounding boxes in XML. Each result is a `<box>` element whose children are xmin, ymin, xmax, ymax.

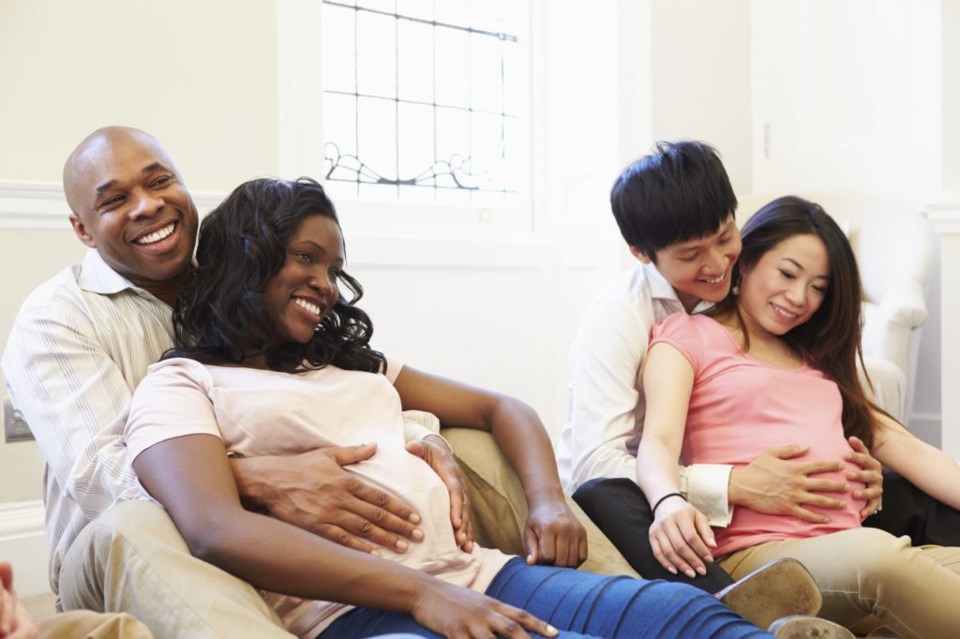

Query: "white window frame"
<box><xmin>277</xmin><ymin>0</ymin><xmax>538</xmax><ymax>238</ymax></box>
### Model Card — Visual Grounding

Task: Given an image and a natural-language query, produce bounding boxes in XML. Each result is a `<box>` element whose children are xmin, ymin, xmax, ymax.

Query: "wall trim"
<box><xmin>0</xmin><ymin>180</ymin><xmax>600</xmax><ymax>269</ymax></box>
<box><xmin>0</xmin><ymin>500</ymin><xmax>49</xmax><ymax>597</ymax></box>
<box><xmin>0</xmin><ymin>181</ymin><xmax>226</xmax><ymax>230</ymax></box>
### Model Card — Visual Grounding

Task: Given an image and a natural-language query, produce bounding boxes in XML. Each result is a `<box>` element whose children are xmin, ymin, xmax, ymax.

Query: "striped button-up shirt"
<box><xmin>3</xmin><ymin>249</ymin><xmax>176</xmax><ymax>594</ymax></box>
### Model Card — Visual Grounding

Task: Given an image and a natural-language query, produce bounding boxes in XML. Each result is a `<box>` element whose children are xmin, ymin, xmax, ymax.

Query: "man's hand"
<box><xmin>406</xmin><ymin>435</ymin><xmax>474</xmax><ymax>552</ymax></box>
<box><xmin>846</xmin><ymin>436</ymin><xmax>883</xmax><ymax>519</ymax></box>
<box><xmin>729</xmin><ymin>445</ymin><xmax>850</xmax><ymax>523</ymax></box>
<box><xmin>523</xmin><ymin>499</ymin><xmax>588</xmax><ymax>568</ymax></box>
<box><xmin>231</xmin><ymin>444</ymin><xmax>424</xmax><ymax>554</ymax></box>
<box><xmin>648</xmin><ymin>498</ymin><xmax>716</xmax><ymax>578</ymax></box>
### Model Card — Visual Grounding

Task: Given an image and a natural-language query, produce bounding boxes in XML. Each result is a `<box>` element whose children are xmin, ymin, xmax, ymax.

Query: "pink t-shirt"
<box><xmin>125</xmin><ymin>356</ymin><xmax>510</xmax><ymax>639</ymax></box>
<box><xmin>650</xmin><ymin>313</ymin><xmax>865</xmax><ymax>557</ymax></box>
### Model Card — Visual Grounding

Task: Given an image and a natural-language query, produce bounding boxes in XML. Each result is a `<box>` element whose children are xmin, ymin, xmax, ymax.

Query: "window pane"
<box><xmin>322</xmin><ymin>0</ymin><xmax>528</xmax><ymax>209</ymax></box>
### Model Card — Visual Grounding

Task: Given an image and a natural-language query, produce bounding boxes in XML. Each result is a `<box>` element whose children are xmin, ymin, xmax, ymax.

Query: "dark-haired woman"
<box><xmin>122</xmin><ymin>177</ymin><xmax>790</xmax><ymax>639</ymax></box>
<box><xmin>637</xmin><ymin>196</ymin><xmax>960</xmax><ymax>638</ymax></box>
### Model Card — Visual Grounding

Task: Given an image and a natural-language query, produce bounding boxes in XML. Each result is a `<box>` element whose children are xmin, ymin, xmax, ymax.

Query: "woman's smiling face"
<box><xmin>736</xmin><ymin>232</ymin><xmax>831</xmax><ymax>339</ymax></box>
<box><xmin>263</xmin><ymin>214</ymin><xmax>345</xmax><ymax>345</ymax></box>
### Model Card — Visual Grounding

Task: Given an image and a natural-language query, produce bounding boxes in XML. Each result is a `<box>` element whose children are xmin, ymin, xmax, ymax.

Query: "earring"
<box><xmin>731</xmin><ymin>285</ymin><xmax>740</xmax><ymax>296</ymax></box>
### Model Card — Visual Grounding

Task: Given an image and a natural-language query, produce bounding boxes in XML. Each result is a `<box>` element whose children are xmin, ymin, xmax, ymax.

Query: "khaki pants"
<box><xmin>37</xmin><ymin>610</ymin><xmax>154</xmax><ymax>639</ymax></box>
<box><xmin>719</xmin><ymin>527</ymin><xmax>960</xmax><ymax>639</ymax></box>
<box><xmin>59</xmin><ymin>500</ymin><xmax>292</xmax><ymax>639</ymax></box>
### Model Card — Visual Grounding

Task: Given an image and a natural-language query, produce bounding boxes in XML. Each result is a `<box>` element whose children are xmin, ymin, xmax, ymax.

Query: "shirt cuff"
<box><xmin>402</xmin><ymin>410</ymin><xmax>442</xmax><ymax>442</ymax></box>
<box><xmin>680</xmin><ymin>464</ymin><xmax>735</xmax><ymax>527</ymax></box>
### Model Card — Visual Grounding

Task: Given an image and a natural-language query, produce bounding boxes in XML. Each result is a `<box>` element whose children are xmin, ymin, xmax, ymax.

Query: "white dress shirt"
<box><xmin>556</xmin><ymin>261</ymin><xmax>735</xmax><ymax>525</ymax></box>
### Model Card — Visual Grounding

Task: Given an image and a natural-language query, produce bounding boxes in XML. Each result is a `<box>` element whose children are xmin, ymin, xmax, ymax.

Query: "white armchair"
<box><xmin>737</xmin><ymin>191</ymin><xmax>935</xmax><ymax>424</ymax></box>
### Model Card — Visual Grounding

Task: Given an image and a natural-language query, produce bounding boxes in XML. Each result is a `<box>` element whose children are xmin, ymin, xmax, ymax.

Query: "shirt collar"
<box><xmin>77</xmin><ymin>249</ymin><xmax>137</xmax><ymax>295</ymax></box>
<box><xmin>641</xmin><ymin>261</ymin><xmax>715</xmax><ymax>313</ymax></box>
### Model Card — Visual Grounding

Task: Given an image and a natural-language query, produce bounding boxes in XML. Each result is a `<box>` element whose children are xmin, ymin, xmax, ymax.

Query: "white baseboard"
<box><xmin>0</xmin><ymin>500</ymin><xmax>50</xmax><ymax>598</ymax></box>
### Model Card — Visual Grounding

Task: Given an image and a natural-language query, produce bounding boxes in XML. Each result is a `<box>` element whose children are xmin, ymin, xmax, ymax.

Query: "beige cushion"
<box><xmin>441</xmin><ymin>427</ymin><xmax>639</xmax><ymax>578</ymax></box>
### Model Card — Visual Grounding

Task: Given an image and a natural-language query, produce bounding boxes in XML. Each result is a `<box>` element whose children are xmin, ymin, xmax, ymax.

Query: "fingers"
<box><xmin>488</xmin><ymin>605</ymin><xmax>557</xmax><ymax>639</ymax></box>
<box><xmin>860</xmin><ymin>496</ymin><xmax>883</xmax><ymax>519</ymax></box>
<box><xmin>324</xmin><ymin>442</ymin><xmax>378</xmax><ymax>467</ymax></box>
<box><xmin>650</xmin><ymin>524</ymin><xmax>705</xmax><ymax>578</ymax></box>
<box><xmin>765</xmin><ymin>443</ymin><xmax>810</xmax><ymax>460</ymax></box>
<box><xmin>788</xmin><ymin>505</ymin><xmax>832</xmax><ymax>524</ymax></box>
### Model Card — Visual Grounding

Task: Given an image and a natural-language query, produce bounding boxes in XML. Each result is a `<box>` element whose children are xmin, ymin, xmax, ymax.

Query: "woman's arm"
<box><xmin>393</xmin><ymin>366</ymin><xmax>588</xmax><ymax>568</ymax></box>
<box><xmin>871</xmin><ymin>412</ymin><xmax>960</xmax><ymax>511</ymax></box>
<box><xmin>636</xmin><ymin>343</ymin><xmax>716</xmax><ymax>578</ymax></box>
<box><xmin>133</xmin><ymin>434</ymin><xmax>557</xmax><ymax>639</ymax></box>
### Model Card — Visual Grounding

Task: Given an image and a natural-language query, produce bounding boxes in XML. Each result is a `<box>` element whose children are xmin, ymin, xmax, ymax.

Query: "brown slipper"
<box><xmin>715</xmin><ymin>558</ymin><xmax>822</xmax><ymax>630</ymax></box>
<box><xmin>769</xmin><ymin>615</ymin><xmax>856</xmax><ymax>638</ymax></box>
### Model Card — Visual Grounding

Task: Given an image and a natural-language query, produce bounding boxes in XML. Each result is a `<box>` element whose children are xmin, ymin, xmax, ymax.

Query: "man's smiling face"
<box><xmin>64</xmin><ymin>127</ymin><xmax>199</xmax><ymax>294</ymax></box>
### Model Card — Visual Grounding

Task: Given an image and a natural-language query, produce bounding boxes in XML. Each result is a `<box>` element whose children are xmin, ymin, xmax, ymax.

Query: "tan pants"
<box><xmin>59</xmin><ymin>500</ymin><xmax>292</xmax><ymax>639</ymax></box>
<box><xmin>37</xmin><ymin>610</ymin><xmax>154</xmax><ymax>639</ymax></box>
<box><xmin>719</xmin><ymin>527</ymin><xmax>960</xmax><ymax>639</ymax></box>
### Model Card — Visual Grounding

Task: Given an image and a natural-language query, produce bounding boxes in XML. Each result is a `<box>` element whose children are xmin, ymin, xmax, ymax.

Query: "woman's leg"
<box><xmin>323</xmin><ymin>558</ymin><xmax>772</xmax><ymax>639</ymax></box>
<box><xmin>719</xmin><ymin>528</ymin><xmax>960</xmax><ymax>639</ymax></box>
<box><xmin>486</xmin><ymin>558</ymin><xmax>772</xmax><ymax>639</ymax></box>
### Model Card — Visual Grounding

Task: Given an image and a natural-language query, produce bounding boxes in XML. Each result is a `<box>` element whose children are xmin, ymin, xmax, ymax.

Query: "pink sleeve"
<box><xmin>649</xmin><ymin>313</ymin><xmax>707</xmax><ymax>376</ymax></box>
<box><xmin>125</xmin><ymin>359</ymin><xmax>222</xmax><ymax>462</ymax></box>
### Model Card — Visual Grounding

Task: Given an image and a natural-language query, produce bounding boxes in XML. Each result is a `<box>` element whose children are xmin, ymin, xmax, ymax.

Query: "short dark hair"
<box><xmin>707</xmin><ymin>195</ymin><xmax>880</xmax><ymax>448</ymax></box>
<box><xmin>610</xmin><ymin>140</ymin><xmax>737</xmax><ymax>260</ymax></box>
<box><xmin>169</xmin><ymin>176</ymin><xmax>384</xmax><ymax>374</ymax></box>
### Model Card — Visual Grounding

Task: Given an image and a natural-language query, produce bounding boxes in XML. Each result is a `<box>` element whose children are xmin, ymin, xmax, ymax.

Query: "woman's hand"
<box><xmin>0</xmin><ymin>562</ymin><xmax>38</xmax><ymax>639</ymax></box>
<box><xmin>648</xmin><ymin>498</ymin><xmax>716</xmax><ymax>578</ymax></box>
<box><xmin>524</xmin><ymin>499</ymin><xmax>588</xmax><ymax>568</ymax></box>
<box><xmin>411</xmin><ymin>580</ymin><xmax>558</xmax><ymax>639</ymax></box>
<box><xmin>406</xmin><ymin>435</ymin><xmax>474</xmax><ymax>552</ymax></box>
<box><xmin>846</xmin><ymin>436</ymin><xmax>883</xmax><ymax>519</ymax></box>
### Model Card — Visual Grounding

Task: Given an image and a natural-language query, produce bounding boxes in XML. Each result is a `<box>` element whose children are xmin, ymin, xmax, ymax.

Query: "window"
<box><xmin>320</xmin><ymin>0</ymin><xmax>530</xmax><ymax>214</ymax></box>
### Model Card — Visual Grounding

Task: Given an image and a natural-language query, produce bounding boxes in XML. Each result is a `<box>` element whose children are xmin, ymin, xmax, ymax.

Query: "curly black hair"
<box><xmin>167</xmin><ymin>176</ymin><xmax>384</xmax><ymax>373</ymax></box>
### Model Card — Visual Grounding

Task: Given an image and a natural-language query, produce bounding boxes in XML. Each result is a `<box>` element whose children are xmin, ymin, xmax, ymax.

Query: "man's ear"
<box><xmin>69</xmin><ymin>215</ymin><xmax>97</xmax><ymax>248</ymax></box>
<box><xmin>628</xmin><ymin>245</ymin><xmax>653</xmax><ymax>264</ymax></box>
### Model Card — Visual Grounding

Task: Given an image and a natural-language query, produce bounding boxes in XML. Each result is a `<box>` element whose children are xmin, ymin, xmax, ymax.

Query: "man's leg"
<box><xmin>37</xmin><ymin>610</ymin><xmax>155</xmax><ymax>639</ymax></box>
<box><xmin>59</xmin><ymin>500</ymin><xmax>293</xmax><ymax>639</ymax></box>
<box><xmin>864</xmin><ymin>471</ymin><xmax>960</xmax><ymax>546</ymax></box>
<box><xmin>573</xmin><ymin>477</ymin><xmax>734</xmax><ymax>591</ymax></box>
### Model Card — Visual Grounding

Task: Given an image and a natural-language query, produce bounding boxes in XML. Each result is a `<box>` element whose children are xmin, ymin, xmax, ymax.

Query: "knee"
<box><xmin>851</xmin><ymin>528</ymin><xmax>913</xmax><ymax>579</ymax></box>
<box><xmin>92</xmin><ymin>500</ymin><xmax>185</xmax><ymax>554</ymax></box>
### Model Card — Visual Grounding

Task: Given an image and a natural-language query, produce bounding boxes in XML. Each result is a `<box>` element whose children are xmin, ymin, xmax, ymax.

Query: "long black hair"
<box><xmin>707</xmin><ymin>195</ymin><xmax>880</xmax><ymax>447</ymax></box>
<box><xmin>167</xmin><ymin>177</ymin><xmax>384</xmax><ymax>374</ymax></box>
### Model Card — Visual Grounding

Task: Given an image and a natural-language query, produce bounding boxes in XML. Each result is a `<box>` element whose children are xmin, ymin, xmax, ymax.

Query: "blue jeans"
<box><xmin>323</xmin><ymin>558</ymin><xmax>772</xmax><ymax>638</ymax></box>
